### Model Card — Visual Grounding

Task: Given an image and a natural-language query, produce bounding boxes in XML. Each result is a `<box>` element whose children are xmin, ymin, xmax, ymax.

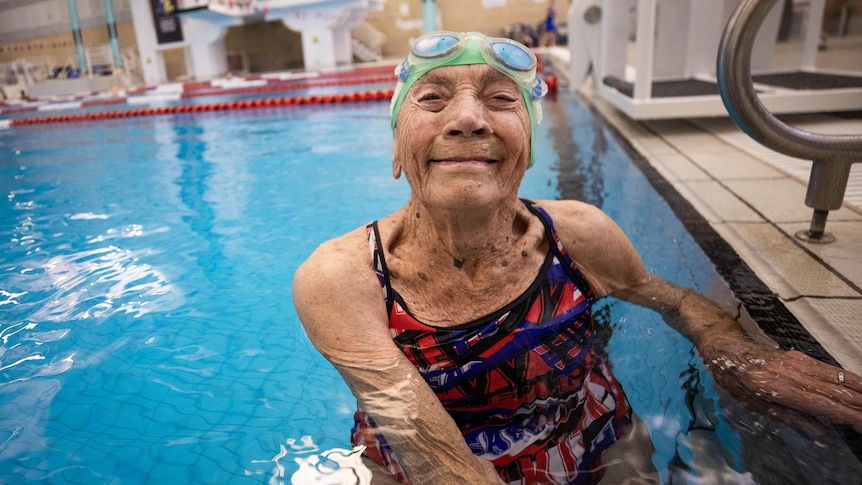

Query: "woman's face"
<box><xmin>392</xmin><ymin>64</ymin><xmax>532</xmax><ymax>212</ymax></box>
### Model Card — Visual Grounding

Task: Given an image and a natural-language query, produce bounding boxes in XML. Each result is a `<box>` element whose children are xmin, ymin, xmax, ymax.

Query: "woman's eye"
<box><xmin>485</xmin><ymin>86</ymin><xmax>520</xmax><ymax>103</ymax></box>
<box><xmin>487</xmin><ymin>93</ymin><xmax>519</xmax><ymax>105</ymax></box>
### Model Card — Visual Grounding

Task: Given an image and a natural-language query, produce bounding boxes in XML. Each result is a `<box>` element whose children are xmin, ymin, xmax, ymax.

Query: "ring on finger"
<box><xmin>837</xmin><ymin>370</ymin><xmax>845</xmax><ymax>385</ymax></box>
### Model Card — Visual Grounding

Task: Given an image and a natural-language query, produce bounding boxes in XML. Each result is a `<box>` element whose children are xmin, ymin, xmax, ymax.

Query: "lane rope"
<box><xmin>9</xmin><ymin>89</ymin><xmax>396</xmax><ymax>126</ymax></box>
<box><xmin>0</xmin><ymin>64</ymin><xmax>397</xmax><ymax>117</ymax></box>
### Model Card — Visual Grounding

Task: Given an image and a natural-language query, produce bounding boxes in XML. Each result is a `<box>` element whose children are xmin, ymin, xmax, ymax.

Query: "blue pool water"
<box><xmin>1</xmin><ymin>86</ymin><xmax>859</xmax><ymax>484</ymax></box>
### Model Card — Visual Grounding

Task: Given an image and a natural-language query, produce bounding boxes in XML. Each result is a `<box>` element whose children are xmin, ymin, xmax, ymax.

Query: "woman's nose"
<box><xmin>444</xmin><ymin>94</ymin><xmax>492</xmax><ymax>138</ymax></box>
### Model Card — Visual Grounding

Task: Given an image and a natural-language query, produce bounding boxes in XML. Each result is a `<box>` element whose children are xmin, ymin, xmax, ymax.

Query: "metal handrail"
<box><xmin>717</xmin><ymin>0</ymin><xmax>862</xmax><ymax>242</ymax></box>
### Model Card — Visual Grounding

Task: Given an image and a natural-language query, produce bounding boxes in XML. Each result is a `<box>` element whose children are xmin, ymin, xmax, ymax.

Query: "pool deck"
<box><xmin>543</xmin><ymin>35</ymin><xmax>862</xmax><ymax>376</ymax></box>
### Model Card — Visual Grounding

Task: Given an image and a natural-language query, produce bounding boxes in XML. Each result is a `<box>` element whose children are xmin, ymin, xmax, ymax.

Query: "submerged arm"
<box><xmin>614</xmin><ymin>268</ymin><xmax>862</xmax><ymax>436</ymax></box>
<box><xmin>292</xmin><ymin>233</ymin><xmax>504</xmax><ymax>485</ymax></box>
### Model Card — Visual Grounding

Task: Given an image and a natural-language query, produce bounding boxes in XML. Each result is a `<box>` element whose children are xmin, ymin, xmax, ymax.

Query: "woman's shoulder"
<box><xmin>293</xmin><ymin>223</ymin><xmax>378</xmax><ymax>308</ymax></box>
<box><xmin>528</xmin><ymin>199</ymin><xmax>625</xmax><ymax>255</ymax></box>
<box><xmin>292</xmin><ymin>223</ymin><xmax>391</xmax><ymax>351</ymax></box>
<box><xmin>529</xmin><ymin>199</ymin><xmax>648</xmax><ymax>297</ymax></box>
<box><xmin>300</xmin><ymin>208</ymin><xmax>407</xmax><ymax>276</ymax></box>
<box><xmin>292</xmin><ymin>221</ymin><xmax>412</xmax><ymax>369</ymax></box>
<box><xmin>303</xmin><ymin>225</ymin><xmax>370</xmax><ymax>269</ymax></box>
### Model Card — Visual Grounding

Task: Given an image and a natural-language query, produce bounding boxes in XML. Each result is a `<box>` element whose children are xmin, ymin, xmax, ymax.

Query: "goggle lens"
<box><xmin>490</xmin><ymin>42</ymin><xmax>534</xmax><ymax>72</ymax></box>
<box><xmin>412</xmin><ymin>34</ymin><xmax>460</xmax><ymax>58</ymax></box>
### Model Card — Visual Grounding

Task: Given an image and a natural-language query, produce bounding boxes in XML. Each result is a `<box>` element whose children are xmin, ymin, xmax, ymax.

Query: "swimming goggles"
<box><xmin>390</xmin><ymin>31</ymin><xmax>548</xmax><ymax>167</ymax></box>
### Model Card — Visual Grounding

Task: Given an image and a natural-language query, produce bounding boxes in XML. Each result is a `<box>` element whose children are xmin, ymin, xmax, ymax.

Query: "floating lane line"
<box><xmin>7</xmin><ymin>90</ymin><xmax>396</xmax><ymax>127</ymax></box>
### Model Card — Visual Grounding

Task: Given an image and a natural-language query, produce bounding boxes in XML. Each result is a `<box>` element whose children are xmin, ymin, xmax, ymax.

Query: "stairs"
<box><xmin>351</xmin><ymin>21</ymin><xmax>386</xmax><ymax>62</ymax></box>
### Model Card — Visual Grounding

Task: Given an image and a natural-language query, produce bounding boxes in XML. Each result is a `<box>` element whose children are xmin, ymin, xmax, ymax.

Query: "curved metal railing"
<box><xmin>717</xmin><ymin>0</ymin><xmax>862</xmax><ymax>242</ymax></box>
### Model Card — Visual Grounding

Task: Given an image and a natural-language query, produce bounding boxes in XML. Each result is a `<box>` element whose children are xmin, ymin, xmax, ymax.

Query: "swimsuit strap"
<box><xmin>522</xmin><ymin>198</ymin><xmax>595</xmax><ymax>301</ymax></box>
<box><xmin>366</xmin><ymin>221</ymin><xmax>395</xmax><ymax>316</ymax></box>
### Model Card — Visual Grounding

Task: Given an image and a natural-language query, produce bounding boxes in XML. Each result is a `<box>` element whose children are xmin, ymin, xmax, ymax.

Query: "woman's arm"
<box><xmin>545</xmin><ymin>199</ymin><xmax>862</xmax><ymax>435</ymax></box>
<box><xmin>614</xmin><ymin>277</ymin><xmax>862</xmax><ymax>436</ymax></box>
<box><xmin>292</xmin><ymin>230</ymin><xmax>504</xmax><ymax>485</ymax></box>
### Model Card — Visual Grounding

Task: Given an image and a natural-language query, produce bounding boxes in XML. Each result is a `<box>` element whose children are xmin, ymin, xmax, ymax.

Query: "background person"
<box><xmin>293</xmin><ymin>31</ymin><xmax>862</xmax><ymax>485</ymax></box>
<box><xmin>540</xmin><ymin>0</ymin><xmax>558</xmax><ymax>47</ymax></box>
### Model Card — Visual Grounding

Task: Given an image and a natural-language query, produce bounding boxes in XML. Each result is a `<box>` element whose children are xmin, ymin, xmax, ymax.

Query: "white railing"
<box><xmin>3</xmin><ymin>57</ymin><xmax>57</xmax><ymax>85</ymax></box>
<box><xmin>121</xmin><ymin>46</ymin><xmax>144</xmax><ymax>86</ymax></box>
<box><xmin>352</xmin><ymin>21</ymin><xmax>386</xmax><ymax>62</ymax></box>
<box><xmin>85</xmin><ymin>45</ymin><xmax>114</xmax><ymax>76</ymax></box>
<box><xmin>1</xmin><ymin>61</ymin><xmax>22</xmax><ymax>85</ymax></box>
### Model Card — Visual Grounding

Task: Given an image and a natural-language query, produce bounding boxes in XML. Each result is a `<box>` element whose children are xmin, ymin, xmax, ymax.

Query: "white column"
<box><xmin>633</xmin><ymin>0</ymin><xmax>656</xmax><ymax>100</ymax></box>
<box><xmin>298</xmin><ymin>28</ymin><xmax>337</xmax><ymax>70</ymax></box>
<box><xmin>277</xmin><ymin>1</ymin><xmax>367</xmax><ymax>70</ymax></box>
<box><xmin>128</xmin><ymin>0</ymin><xmax>168</xmax><ymax>86</ymax></box>
<box><xmin>333</xmin><ymin>27</ymin><xmax>353</xmax><ymax>65</ymax></box>
<box><xmin>181</xmin><ymin>17</ymin><xmax>229</xmax><ymax>80</ymax></box>
<box><xmin>567</xmin><ymin>0</ymin><xmax>604</xmax><ymax>89</ymax></box>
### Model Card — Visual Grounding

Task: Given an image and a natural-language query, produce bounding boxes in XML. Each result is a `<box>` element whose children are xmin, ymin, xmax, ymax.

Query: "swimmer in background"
<box><xmin>541</xmin><ymin>0</ymin><xmax>558</xmax><ymax>47</ymax></box>
<box><xmin>293</xmin><ymin>31</ymin><xmax>862</xmax><ymax>484</ymax></box>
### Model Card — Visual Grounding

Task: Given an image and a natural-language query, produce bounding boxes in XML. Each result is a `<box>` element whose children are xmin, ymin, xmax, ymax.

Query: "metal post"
<box><xmin>67</xmin><ymin>0</ymin><xmax>88</xmax><ymax>74</ymax></box>
<box><xmin>795</xmin><ymin>158</ymin><xmax>852</xmax><ymax>243</ymax></box>
<box><xmin>104</xmin><ymin>0</ymin><xmax>124</xmax><ymax>70</ymax></box>
<box><xmin>423</xmin><ymin>0</ymin><xmax>437</xmax><ymax>33</ymax></box>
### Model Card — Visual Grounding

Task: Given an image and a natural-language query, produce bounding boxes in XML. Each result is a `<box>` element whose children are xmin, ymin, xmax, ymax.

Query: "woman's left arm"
<box><xmin>544</xmin><ymin>199</ymin><xmax>862</xmax><ymax>436</ymax></box>
<box><xmin>615</xmin><ymin>276</ymin><xmax>862</xmax><ymax>436</ymax></box>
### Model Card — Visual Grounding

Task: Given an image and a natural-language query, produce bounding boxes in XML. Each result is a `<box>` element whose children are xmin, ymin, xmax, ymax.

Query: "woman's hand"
<box><xmin>699</xmin><ymin>338</ymin><xmax>862</xmax><ymax>436</ymax></box>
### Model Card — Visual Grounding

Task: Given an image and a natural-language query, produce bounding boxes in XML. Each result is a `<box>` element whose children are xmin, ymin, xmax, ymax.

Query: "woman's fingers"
<box><xmin>737</xmin><ymin>354</ymin><xmax>862</xmax><ymax>428</ymax></box>
<box><xmin>782</xmin><ymin>350</ymin><xmax>862</xmax><ymax>396</ymax></box>
<box><xmin>705</xmin><ymin>345</ymin><xmax>862</xmax><ymax>433</ymax></box>
<box><xmin>734</xmin><ymin>396</ymin><xmax>828</xmax><ymax>437</ymax></box>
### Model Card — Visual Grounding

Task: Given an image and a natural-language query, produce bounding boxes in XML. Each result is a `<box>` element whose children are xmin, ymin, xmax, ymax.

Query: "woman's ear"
<box><xmin>392</xmin><ymin>136</ymin><xmax>402</xmax><ymax>179</ymax></box>
<box><xmin>392</xmin><ymin>154</ymin><xmax>402</xmax><ymax>180</ymax></box>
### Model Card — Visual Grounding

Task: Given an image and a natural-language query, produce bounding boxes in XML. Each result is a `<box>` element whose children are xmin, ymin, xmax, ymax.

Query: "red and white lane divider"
<box><xmin>0</xmin><ymin>64</ymin><xmax>398</xmax><ymax>121</ymax></box>
<box><xmin>5</xmin><ymin>89</ymin><xmax>396</xmax><ymax>127</ymax></box>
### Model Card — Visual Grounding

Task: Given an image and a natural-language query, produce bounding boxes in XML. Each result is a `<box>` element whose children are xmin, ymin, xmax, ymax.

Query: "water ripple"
<box><xmin>1</xmin><ymin>238</ymin><xmax>182</xmax><ymax>391</ymax></box>
<box><xmin>28</xmin><ymin>245</ymin><xmax>179</xmax><ymax>322</ymax></box>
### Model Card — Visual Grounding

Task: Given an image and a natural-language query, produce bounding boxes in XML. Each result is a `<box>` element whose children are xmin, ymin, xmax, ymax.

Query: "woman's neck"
<box><xmin>398</xmin><ymin>197</ymin><xmax>529</xmax><ymax>273</ymax></box>
<box><xmin>380</xmin><ymin>197</ymin><xmax>547</xmax><ymax>325</ymax></box>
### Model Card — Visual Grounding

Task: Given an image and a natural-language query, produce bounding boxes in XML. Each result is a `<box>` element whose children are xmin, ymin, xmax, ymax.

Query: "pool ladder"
<box><xmin>717</xmin><ymin>0</ymin><xmax>862</xmax><ymax>243</ymax></box>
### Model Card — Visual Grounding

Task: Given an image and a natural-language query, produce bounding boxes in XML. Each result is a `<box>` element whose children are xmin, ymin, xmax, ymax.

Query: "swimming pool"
<box><xmin>1</xmin><ymin>77</ymin><xmax>859</xmax><ymax>483</ymax></box>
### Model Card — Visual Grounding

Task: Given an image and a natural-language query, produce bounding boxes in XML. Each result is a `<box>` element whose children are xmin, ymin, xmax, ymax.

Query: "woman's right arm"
<box><xmin>292</xmin><ymin>230</ymin><xmax>504</xmax><ymax>485</ymax></box>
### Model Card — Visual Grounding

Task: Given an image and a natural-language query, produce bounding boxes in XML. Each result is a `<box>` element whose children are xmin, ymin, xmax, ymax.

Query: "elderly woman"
<box><xmin>293</xmin><ymin>32</ymin><xmax>862</xmax><ymax>484</ymax></box>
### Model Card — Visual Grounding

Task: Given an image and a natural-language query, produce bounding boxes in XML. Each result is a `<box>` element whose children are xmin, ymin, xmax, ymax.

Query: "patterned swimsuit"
<box><xmin>352</xmin><ymin>200</ymin><xmax>632</xmax><ymax>485</ymax></box>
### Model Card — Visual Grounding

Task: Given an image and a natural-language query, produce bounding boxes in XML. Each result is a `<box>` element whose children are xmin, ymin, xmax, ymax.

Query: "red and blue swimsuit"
<box><xmin>353</xmin><ymin>200</ymin><xmax>632</xmax><ymax>484</ymax></box>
